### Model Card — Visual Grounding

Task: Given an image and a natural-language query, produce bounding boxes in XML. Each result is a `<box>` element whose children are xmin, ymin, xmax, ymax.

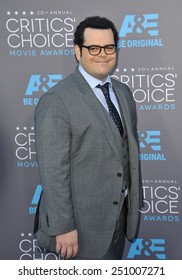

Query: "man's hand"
<box><xmin>56</xmin><ymin>229</ymin><xmax>78</xmax><ymax>259</ymax></box>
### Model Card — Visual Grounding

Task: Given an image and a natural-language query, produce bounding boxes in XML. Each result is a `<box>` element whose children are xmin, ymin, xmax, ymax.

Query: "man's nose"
<box><xmin>99</xmin><ymin>48</ymin><xmax>106</xmax><ymax>56</ymax></box>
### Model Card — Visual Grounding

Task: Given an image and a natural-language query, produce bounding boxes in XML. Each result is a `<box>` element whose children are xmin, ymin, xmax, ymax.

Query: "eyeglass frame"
<box><xmin>80</xmin><ymin>44</ymin><xmax>117</xmax><ymax>56</ymax></box>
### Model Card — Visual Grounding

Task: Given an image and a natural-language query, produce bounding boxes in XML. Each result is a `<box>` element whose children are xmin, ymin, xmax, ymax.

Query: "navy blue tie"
<box><xmin>97</xmin><ymin>82</ymin><xmax>123</xmax><ymax>137</ymax></box>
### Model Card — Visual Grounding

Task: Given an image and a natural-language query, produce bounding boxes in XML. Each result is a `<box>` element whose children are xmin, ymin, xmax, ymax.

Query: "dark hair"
<box><xmin>74</xmin><ymin>16</ymin><xmax>119</xmax><ymax>46</ymax></box>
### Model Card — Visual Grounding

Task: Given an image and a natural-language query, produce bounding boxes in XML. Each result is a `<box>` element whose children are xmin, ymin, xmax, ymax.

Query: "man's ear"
<box><xmin>74</xmin><ymin>45</ymin><xmax>81</xmax><ymax>61</ymax></box>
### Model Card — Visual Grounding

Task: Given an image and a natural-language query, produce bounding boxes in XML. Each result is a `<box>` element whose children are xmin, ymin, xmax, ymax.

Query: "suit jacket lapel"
<box><xmin>113</xmin><ymin>82</ymin><xmax>139</xmax><ymax>167</ymax></box>
<box><xmin>72</xmin><ymin>70</ymin><xmax>122</xmax><ymax>162</ymax></box>
<box><xmin>83</xmin><ymin>89</ymin><xmax>122</xmax><ymax>162</ymax></box>
<box><xmin>113</xmin><ymin>84</ymin><xmax>132</xmax><ymax>132</ymax></box>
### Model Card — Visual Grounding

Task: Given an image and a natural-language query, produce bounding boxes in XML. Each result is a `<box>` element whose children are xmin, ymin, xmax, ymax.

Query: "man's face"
<box><xmin>74</xmin><ymin>28</ymin><xmax>117</xmax><ymax>80</ymax></box>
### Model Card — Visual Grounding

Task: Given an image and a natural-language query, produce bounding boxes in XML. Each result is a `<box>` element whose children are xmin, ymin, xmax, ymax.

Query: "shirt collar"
<box><xmin>78</xmin><ymin>64</ymin><xmax>112</xmax><ymax>90</ymax></box>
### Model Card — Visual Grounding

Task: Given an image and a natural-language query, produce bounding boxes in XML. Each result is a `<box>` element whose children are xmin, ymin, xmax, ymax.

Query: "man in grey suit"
<box><xmin>34</xmin><ymin>16</ymin><xmax>143</xmax><ymax>260</ymax></box>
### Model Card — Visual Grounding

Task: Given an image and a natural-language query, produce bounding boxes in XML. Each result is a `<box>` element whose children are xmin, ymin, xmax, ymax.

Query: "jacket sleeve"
<box><xmin>34</xmin><ymin>92</ymin><xmax>76</xmax><ymax>236</ymax></box>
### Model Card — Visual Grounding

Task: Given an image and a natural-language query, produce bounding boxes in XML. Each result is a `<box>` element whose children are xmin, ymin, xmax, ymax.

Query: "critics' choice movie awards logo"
<box><xmin>141</xmin><ymin>179</ymin><xmax>180</xmax><ymax>223</ymax></box>
<box><xmin>15</xmin><ymin>126</ymin><xmax>37</xmax><ymax>168</ymax></box>
<box><xmin>118</xmin><ymin>13</ymin><xmax>163</xmax><ymax>48</ymax></box>
<box><xmin>112</xmin><ymin>66</ymin><xmax>177</xmax><ymax>111</ymax></box>
<box><xmin>19</xmin><ymin>233</ymin><xmax>60</xmax><ymax>259</ymax></box>
<box><xmin>23</xmin><ymin>74</ymin><xmax>62</xmax><ymax>105</ymax></box>
<box><xmin>127</xmin><ymin>238</ymin><xmax>166</xmax><ymax>259</ymax></box>
<box><xmin>5</xmin><ymin>10</ymin><xmax>76</xmax><ymax>56</ymax></box>
<box><xmin>138</xmin><ymin>130</ymin><xmax>166</xmax><ymax>161</ymax></box>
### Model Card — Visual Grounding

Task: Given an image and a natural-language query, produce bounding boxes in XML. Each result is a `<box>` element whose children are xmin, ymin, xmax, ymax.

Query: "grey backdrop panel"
<box><xmin>0</xmin><ymin>0</ymin><xmax>181</xmax><ymax>259</ymax></box>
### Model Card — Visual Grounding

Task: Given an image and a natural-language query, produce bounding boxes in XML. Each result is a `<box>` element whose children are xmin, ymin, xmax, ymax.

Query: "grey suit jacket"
<box><xmin>34</xmin><ymin>68</ymin><xmax>142</xmax><ymax>259</ymax></box>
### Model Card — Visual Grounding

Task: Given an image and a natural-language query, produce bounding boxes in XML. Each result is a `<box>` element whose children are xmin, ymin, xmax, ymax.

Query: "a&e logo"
<box><xmin>119</xmin><ymin>14</ymin><xmax>158</xmax><ymax>37</ymax></box>
<box><xmin>140</xmin><ymin>130</ymin><xmax>161</xmax><ymax>151</ymax></box>
<box><xmin>138</xmin><ymin>130</ymin><xmax>166</xmax><ymax>160</ymax></box>
<box><xmin>23</xmin><ymin>74</ymin><xmax>62</xmax><ymax>106</ymax></box>
<box><xmin>118</xmin><ymin>13</ymin><xmax>164</xmax><ymax>48</ymax></box>
<box><xmin>127</xmin><ymin>238</ymin><xmax>166</xmax><ymax>259</ymax></box>
<box><xmin>29</xmin><ymin>184</ymin><xmax>42</xmax><ymax>214</ymax></box>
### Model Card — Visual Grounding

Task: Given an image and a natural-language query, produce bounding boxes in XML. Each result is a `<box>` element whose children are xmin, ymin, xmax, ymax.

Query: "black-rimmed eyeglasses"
<box><xmin>81</xmin><ymin>44</ymin><xmax>117</xmax><ymax>56</ymax></box>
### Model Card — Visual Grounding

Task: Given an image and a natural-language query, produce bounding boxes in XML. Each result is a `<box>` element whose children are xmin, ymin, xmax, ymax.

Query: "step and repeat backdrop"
<box><xmin>0</xmin><ymin>0</ymin><xmax>181</xmax><ymax>260</ymax></box>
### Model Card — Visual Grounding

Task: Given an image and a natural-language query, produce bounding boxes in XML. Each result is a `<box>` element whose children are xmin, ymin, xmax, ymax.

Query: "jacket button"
<box><xmin>113</xmin><ymin>201</ymin><xmax>118</xmax><ymax>205</ymax></box>
<box><xmin>117</xmin><ymin>173</ymin><xmax>122</xmax><ymax>177</ymax></box>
